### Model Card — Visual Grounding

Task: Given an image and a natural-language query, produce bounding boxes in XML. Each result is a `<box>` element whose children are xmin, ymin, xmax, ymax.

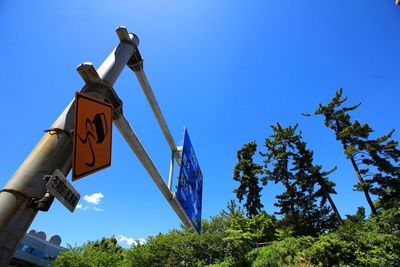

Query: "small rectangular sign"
<box><xmin>176</xmin><ymin>128</ymin><xmax>203</xmax><ymax>234</ymax></box>
<box><xmin>47</xmin><ymin>169</ymin><xmax>80</xmax><ymax>212</ymax></box>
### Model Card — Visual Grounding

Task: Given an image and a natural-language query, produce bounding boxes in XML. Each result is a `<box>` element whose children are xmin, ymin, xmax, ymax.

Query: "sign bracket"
<box><xmin>77</xmin><ymin>63</ymin><xmax>124</xmax><ymax>119</ymax></box>
<box><xmin>167</xmin><ymin>146</ymin><xmax>183</xmax><ymax>191</ymax></box>
<box><xmin>168</xmin><ymin>150</ymin><xmax>175</xmax><ymax>191</ymax></box>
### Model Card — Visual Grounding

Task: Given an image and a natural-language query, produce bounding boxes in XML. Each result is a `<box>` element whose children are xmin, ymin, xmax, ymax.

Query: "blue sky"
<box><xmin>0</xmin><ymin>1</ymin><xmax>399</xmax><ymax>248</ymax></box>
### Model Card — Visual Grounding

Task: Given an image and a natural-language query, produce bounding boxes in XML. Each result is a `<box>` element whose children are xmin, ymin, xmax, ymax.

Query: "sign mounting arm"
<box><xmin>127</xmin><ymin>51</ymin><xmax>182</xmax><ymax>165</ymax></box>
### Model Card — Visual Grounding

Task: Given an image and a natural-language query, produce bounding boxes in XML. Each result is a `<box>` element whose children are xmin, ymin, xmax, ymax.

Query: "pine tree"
<box><xmin>357</xmin><ymin>130</ymin><xmax>400</xmax><ymax>209</ymax></box>
<box><xmin>262</xmin><ymin>124</ymin><xmax>338</xmax><ymax>236</ymax></box>
<box><xmin>294</xmin><ymin>136</ymin><xmax>343</xmax><ymax>225</ymax></box>
<box><xmin>315</xmin><ymin>89</ymin><xmax>400</xmax><ymax>213</ymax></box>
<box><xmin>262</xmin><ymin>124</ymin><xmax>299</xmax><ymax>233</ymax></box>
<box><xmin>312</xmin><ymin>166</ymin><xmax>343</xmax><ymax>224</ymax></box>
<box><xmin>233</xmin><ymin>141</ymin><xmax>264</xmax><ymax>218</ymax></box>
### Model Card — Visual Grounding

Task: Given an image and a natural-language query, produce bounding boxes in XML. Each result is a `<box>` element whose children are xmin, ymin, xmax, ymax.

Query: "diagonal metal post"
<box><xmin>113</xmin><ymin>115</ymin><xmax>194</xmax><ymax>229</ymax></box>
<box><xmin>127</xmin><ymin>51</ymin><xmax>182</xmax><ymax>165</ymax></box>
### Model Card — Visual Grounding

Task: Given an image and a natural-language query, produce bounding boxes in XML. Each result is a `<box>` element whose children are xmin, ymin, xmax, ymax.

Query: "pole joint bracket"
<box><xmin>27</xmin><ymin>175</ymin><xmax>55</xmax><ymax>212</ymax></box>
<box><xmin>77</xmin><ymin>63</ymin><xmax>124</xmax><ymax>119</ymax></box>
<box><xmin>116</xmin><ymin>26</ymin><xmax>139</xmax><ymax>47</ymax></box>
<box><xmin>127</xmin><ymin>47</ymin><xmax>143</xmax><ymax>72</ymax></box>
<box><xmin>28</xmin><ymin>192</ymin><xmax>55</xmax><ymax>212</ymax></box>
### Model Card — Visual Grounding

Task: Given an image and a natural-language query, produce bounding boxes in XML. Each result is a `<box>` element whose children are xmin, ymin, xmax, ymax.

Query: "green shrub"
<box><xmin>304</xmin><ymin>215</ymin><xmax>400</xmax><ymax>267</ymax></box>
<box><xmin>251</xmin><ymin>236</ymin><xmax>314</xmax><ymax>267</ymax></box>
<box><xmin>206</xmin><ymin>257</ymin><xmax>235</xmax><ymax>267</ymax></box>
<box><xmin>304</xmin><ymin>232</ymin><xmax>355</xmax><ymax>266</ymax></box>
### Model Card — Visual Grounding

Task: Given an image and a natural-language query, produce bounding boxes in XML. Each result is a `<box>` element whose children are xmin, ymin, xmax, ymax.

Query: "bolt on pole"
<box><xmin>0</xmin><ymin>27</ymin><xmax>139</xmax><ymax>265</ymax></box>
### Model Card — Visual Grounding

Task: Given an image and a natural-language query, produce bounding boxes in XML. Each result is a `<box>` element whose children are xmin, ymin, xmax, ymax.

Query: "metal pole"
<box><xmin>168</xmin><ymin>150</ymin><xmax>175</xmax><ymax>191</ymax></box>
<box><xmin>0</xmin><ymin>27</ymin><xmax>138</xmax><ymax>265</ymax></box>
<box><xmin>126</xmin><ymin>49</ymin><xmax>198</xmax><ymax>231</ymax></box>
<box><xmin>113</xmin><ymin>115</ymin><xmax>195</xmax><ymax>230</ymax></box>
<box><xmin>128</xmin><ymin>58</ymin><xmax>182</xmax><ymax>165</ymax></box>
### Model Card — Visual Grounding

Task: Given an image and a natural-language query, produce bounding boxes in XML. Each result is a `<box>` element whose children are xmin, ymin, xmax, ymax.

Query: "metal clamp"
<box><xmin>44</xmin><ymin>128</ymin><xmax>73</xmax><ymax>138</ymax></box>
<box><xmin>28</xmin><ymin>193</ymin><xmax>54</xmax><ymax>212</ymax></box>
<box><xmin>27</xmin><ymin>175</ymin><xmax>54</xmax><ymax>212</ymax></box>
<box><xmin>127</xmin><ymin>47</ymin><xmax>143</xmax><ymax>72</ymax></box>
<box><xmin>77</xmin><ymin>63</ymin><xmax>124</xmax><ymax>119</ymax></box>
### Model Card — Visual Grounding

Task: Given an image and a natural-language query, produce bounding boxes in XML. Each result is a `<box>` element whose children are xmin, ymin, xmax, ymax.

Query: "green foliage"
<box><xmin>222</xmin><ymin>211</ymin><xmax>277</xmax><ymax>266</ymax></box>
<box><xmin>52</xmin><ymin>244</ymin><xmax>91</xmax><ymax>267</ymax></box>
<box><xmin>345</xmin><ymin>206</ymin><xmax>366</xmax><ymax>223</ymax></box>
<box><xmin>251</xmin><ymin>236</ymin><xmax>314</xmax><ymax>267</ymax></box>
<box><xmin>124</xmin><ymin>212</ymin><xmax>233</xmax><ymax>266</ymax></box>
<box><xmin>262</xmin><ymin>123</ymin><xmax>338</xmax><ymax>236</ymax></box>
<box><xmin>54</xmin><ymin>236</ymin><xmax>125</xmax><ymax>267</ymax></box>
<box><xmin>123</xmin><ymin>243</ymin><xmax>152</xmax><ymax>267</ymax></box>
<box><xmin>304</xmin><ymin>231</ymin><xmax>356</xmax><ymax>266</ymax></box>
<box><xmin>233</xmin><ymin>141</ymin><xmax>264</xmax><ymax>218</ymax></box>
<box><xmin>206</xmin><ymin>257</ymin><xmax>236</xmax><ymax>267</ymax></box>
<box><xmin>53</xmin><ymin>207</ymin><xmax>400</xmax><ymax>267</ymax></box>
<box><xmin>125</xmin><ymin>230</ymin><xmax>198</xmax><ymax>267</ymax></box>
<box><xmin>359</xmin><ymin>130</ymin><xmax>400</xmax><ymax>209</ymax></box>
<box><xmin>123</xmin><ymin>206</ymin><xmax>277</xmax><ymax>267</ymax></box>
<box><xmin>249</xmin><ymin>207</ymin><xmax>400</xmax><ymax>267</ymax></box>
<box><xmin>375</xmin><ymin>202</ymin><xmax>400</xmax><ymax>232</ymax></box>
<box><xmin>304</xmin><ymin>211</ymin><xmax>400</xmax><ymax>266</ymax></box>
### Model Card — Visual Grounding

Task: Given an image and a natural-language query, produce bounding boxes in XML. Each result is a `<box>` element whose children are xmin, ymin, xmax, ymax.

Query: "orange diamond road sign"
<box><xmin>72</xmin><ymin>92</ymin><xmax>113</xmax><ymax>181</ymax></box>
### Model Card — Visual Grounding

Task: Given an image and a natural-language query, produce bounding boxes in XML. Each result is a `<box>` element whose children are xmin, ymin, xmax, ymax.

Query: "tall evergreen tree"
<box><xmin>313</xmin><ymin>166</ymin><xmax>343</xmax><ymax>224</ymax></box>
<box><xmin>294</xmin><ymin>135</ymin><xmax>343</xmax><ymax>225</ymax></box>
<box><xmin>233</xmin><ymin>141</ymin><xmax>264</xmax><ymax>218</ymax></box>
<box><xmin>262</xmin><ymin>124</ymin><xmax>299</xmax><ymax>232</ymax></box>
<box><xmin>314</xmin><ymin>89</ymin><xmax>400</xmax><ymax>213</ymax></box>
<box><xmin>262</xmin><ymin>124</ymin><xmax>338</xmax><ymax>236</ymax></box>
<box><xmin>356</xmin><ymin>129</ymin><xmax>400</xmax><ymax>209</ymax></box>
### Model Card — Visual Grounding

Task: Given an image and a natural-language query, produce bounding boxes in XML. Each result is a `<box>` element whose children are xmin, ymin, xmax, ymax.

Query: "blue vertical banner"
<box><xmin>177</xmin><ymin>128</ymin><xmax>203</xmax><ymax>234</ymax></box>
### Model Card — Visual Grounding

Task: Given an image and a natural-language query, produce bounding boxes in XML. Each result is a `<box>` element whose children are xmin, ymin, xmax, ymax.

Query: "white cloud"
<box><xmin>117</xmin><ymin>235</ymin><xmax>135</xmax><ymax>246</ymax></box>
<box><xmin>92</xmin><ymin>207</ymin><xmax>104</xmax><ymax>212</ymax></box>
<box><xmin>117</xmin><ymin>235</ymin><xmax>146</xmax><ymax>247</ymax></box>
<box><xmin>83</xmin><ymin>193</ymin><xmax>104</xmax><ymax>205</ymax></box>
<box><xmin>76</xmin><ymin>193</ymin><xmax>104</xmax><ymax>212</ymax></box>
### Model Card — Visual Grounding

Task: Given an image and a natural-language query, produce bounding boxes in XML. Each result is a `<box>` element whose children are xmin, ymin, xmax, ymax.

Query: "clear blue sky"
<box><xmin>1</xmin><ymin>1</ymin><xmax>399</xmax><ymax>247</ymax></box>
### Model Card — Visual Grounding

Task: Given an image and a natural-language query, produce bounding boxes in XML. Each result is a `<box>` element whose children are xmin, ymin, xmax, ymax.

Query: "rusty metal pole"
<box><xmin>0</xmin><ymin>27</ymin><xmax>139</xmax><ymax>265</ymax></box>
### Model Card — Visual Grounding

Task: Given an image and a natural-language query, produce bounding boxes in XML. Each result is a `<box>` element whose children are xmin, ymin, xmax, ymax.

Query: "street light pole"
<box><xmin>0</xmin><ymin>27</ymin><xmax>139</xmax><ymax>265</ymax></box>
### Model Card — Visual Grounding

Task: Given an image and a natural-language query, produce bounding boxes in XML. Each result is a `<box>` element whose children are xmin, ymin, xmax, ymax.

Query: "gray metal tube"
<box><xmin>0</xmin><ymin>27</ymin><xmax>137</xmax><ymax>265</ymax></box>
<box><xmin>134</xmin><ymin>69</ymin><xmax>182</xmax><ymax>164</ymax></box>
<box><xmin>168</xmin><ymin>151</ymin><xmax>175</xmax><ymax>191</ymax></box>
<box><xmin>113</xmin><ymin>115</ymin><xmax>194</xmax><ymax>229</ymax></box>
